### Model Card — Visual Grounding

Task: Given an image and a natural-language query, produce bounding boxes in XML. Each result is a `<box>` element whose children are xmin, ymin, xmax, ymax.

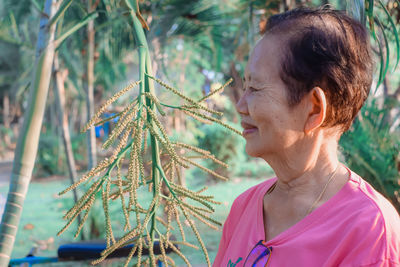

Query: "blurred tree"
<box><xmin>85</xmin><ymin>0</ymin><xmax>98</xmax><ymax>170</ymax></box>
<box><xmin>0</xmin><ymin>1</ymin><xmax>60</xmax><ymax>264</ymax></box>
<box><xmin>0</xmin><ymin>1</ymin><xmax>37</xmax><ymax>137</ymax></box>
<box><xmin>0</xmin><ymin>0</ymin><xmax>97</xmax><ymax>264</ymax></box>
<box><xmin>53</xmin><ymin>52</ymin><xmax>84</xmax><ymax>239</ymax></box>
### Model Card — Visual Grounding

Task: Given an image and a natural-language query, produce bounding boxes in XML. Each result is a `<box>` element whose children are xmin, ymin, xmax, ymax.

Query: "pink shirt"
<box><xmin>214</xmin><ymin>169</ymin><xmax>400</xmax><ymax>266</ymax></box>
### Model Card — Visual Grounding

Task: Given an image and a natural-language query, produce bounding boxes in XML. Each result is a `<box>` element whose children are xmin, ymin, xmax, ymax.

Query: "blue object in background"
<box><xmin>9</xmin><ymin>256</ymin><xmax>58</xmax><ymax>266</ymax></box>
<box><xmin>95</xmin><ymin>125</ymin><xmax>102</xmax><ymax>138</ymax></box>
<box><xmin>95</xmin><ymin>113</ymin><xmax>119</xmax><ymax>139</ymax></box>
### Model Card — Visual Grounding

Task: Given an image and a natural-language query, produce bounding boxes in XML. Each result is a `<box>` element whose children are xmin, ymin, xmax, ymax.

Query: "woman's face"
<box><xmin>236</xmin><ymin>35</ymin><xmax>308</xmax><ymax>160</ymax></box>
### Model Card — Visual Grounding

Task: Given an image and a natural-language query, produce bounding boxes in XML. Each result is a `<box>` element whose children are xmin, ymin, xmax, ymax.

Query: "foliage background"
<box><xmin>0</xmin><ymin>0</ymin><xmax>399</xmax><ymax>265</ymax></box>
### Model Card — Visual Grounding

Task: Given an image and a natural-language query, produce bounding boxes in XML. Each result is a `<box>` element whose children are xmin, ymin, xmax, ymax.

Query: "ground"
<box><xmin>0</xmin><ymin>160</ymin><xmax>270</xmax><ymax>266</ymax></box>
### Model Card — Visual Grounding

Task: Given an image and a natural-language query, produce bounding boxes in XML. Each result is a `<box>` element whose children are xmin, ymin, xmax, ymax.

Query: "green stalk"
<box><xmin>125</xmin><ymin>1</ymin><xmax>161</xmax><ymax>265</ymax></box>
<box><xmin>146</xmin><ymin>56</ymin><xmax>161</xmax><ymax>267</ymax></box>
<box><xmin>0</xmin><ymin>0</ymin><xmax>59</xmax><ymax>265</ymax></box>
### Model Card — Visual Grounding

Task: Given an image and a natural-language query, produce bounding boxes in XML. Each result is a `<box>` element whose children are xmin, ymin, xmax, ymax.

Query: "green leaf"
<box><xmin>368</xmin><ymin>0</ymin><xmax>377</xmax><ymax>39</ymax></box>
<box><xmin>54</xmin><ymin>11</ymin><xmax>98</xmax><ymax>48</ymax></box>
<box><xmin>9</xmin><ymin>12</ymin><xmax>20</xmax><ymax>40</ymax></box>
<box><xmin>377</xmin><ymin>0</ymin><xmax>400</xmax><ymax>71</ymax></box>
<box><xmin>374</xmin><ymin>17</ymin><xmax>390</xmax><ymax>91</ymax></box>
<box><xmin>49</xmin><ymin>0</ymin><xmax>74</xmax><ymax>27</ymax></box>
<box><xmin>30</xmin><ymin>0</ymin><xmax>43</xmax><ymax>13</ymax></box>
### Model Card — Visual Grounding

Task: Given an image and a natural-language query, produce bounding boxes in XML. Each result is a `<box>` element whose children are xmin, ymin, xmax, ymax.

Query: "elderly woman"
<box><xmin>214</xmin><ymin>7</ymin><xmax>400</xmax><ymax>267</ymax></box>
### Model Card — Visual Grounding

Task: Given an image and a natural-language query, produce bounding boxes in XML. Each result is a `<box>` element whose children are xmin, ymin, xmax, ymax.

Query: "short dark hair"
<box><xmin>266</xmin><ymin>6</ymin><xmax>373</xmax><ymax>132</ymax></box>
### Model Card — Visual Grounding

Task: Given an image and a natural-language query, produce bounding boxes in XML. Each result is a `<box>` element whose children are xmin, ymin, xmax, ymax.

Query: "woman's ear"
<box><xmin>304</xmin><ymin>87</ymin><xmax>327</xmax><ymax>134</ymax></box>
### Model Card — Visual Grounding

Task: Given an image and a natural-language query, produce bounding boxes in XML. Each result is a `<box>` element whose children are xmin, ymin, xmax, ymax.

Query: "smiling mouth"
<box><xmin>242</xmin><ymin>128</ymin><xmax>258</xmax><ymax>136</ymax></box>
<box><xmin>241</xmin><ymin>122</ymin><xmax>258</xmax><ymax>136</ymax></box>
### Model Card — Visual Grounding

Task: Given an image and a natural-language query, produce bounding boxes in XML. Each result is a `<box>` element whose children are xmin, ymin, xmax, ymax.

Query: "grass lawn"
<box><xmin>0</xmin><ymin>173</ymin><xmax>272</xmax><ymax>266</ymax></box>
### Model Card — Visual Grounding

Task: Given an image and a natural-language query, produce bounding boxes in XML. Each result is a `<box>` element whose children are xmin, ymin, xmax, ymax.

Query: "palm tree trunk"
<box><xmin>0</xmin><ymin>0</ymin><xmax>59</xmax><ymax>264</ymax></box>
<box><xmin>53</xmin><ymin>53</ymin><xmax>85</xmax><ymax>240</ymax></box>
<box><xmin>85</xmin><ymin>0</ymin><xmax>97</xmax><ymax>170</ymax></box>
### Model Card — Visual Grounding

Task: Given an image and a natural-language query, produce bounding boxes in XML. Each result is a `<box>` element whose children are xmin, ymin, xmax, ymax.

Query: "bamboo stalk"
<box><xmin>0</xmin><ymin>0</ymin><xmax>59</xmax><ymax>265</ymax></box>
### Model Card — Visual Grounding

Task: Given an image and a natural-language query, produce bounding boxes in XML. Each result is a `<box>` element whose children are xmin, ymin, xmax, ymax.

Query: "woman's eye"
<box><xmin>242</xmin><ymin>87</ymin><xmax>256</xmax><ymax>92</ymax></box>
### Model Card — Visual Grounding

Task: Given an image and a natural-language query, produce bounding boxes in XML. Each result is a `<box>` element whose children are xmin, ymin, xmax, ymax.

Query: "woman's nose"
<box><xmin>235</xmin><ymin>92</ymin><xmax>249</xmax><ymax>115</ymax></box>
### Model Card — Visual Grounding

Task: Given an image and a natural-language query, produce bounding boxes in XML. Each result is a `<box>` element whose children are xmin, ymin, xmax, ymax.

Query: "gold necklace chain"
<box><xmin>306</xmin><ymin>164</ymin><xmax>340</xmax><ymax>215</ymax></box>
<box><xmin>266</xmin><ymin>164</ymin><xmax>340</xmax><ymax>215</ymax></box>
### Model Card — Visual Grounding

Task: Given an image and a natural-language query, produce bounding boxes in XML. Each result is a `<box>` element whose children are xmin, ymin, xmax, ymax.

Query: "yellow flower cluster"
<box><xmin>58</xmin><ymin>75</ymin><xmax>241</xmax><ymax>267</ymax></box>
<box><xmin>82</xmin><ymin>80</ymin><xmax>141</xmax><ymax>133</ymax></box>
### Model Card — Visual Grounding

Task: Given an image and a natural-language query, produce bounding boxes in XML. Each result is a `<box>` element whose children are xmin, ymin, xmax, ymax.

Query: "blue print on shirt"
<box><xmin>227</xmin><ymin>257</ymin><xmax>243</xmax><ymax>267</ymax></box>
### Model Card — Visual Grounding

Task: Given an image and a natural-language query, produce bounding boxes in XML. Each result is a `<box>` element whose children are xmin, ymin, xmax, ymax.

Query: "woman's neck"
<box><xmin>263</xmin><ymin>133</ymin><xmax>344</xmax><ymax>202</ymax></box>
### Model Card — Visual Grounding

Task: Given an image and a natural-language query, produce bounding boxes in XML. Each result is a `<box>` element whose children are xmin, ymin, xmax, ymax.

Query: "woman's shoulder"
<box><xmin>336</xmin><ymin>171</ymin><xmax>400</xmax><ymax>265</ymax></box>
<box><xmin>348</xmin><ymin>171</ymin><xmax>399</xmax><ymax>222</ymax></box>
<box><xmin>345</xmin><ymin>171</ymin><xmax>400</xmax><ymax>249</ymax></box>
